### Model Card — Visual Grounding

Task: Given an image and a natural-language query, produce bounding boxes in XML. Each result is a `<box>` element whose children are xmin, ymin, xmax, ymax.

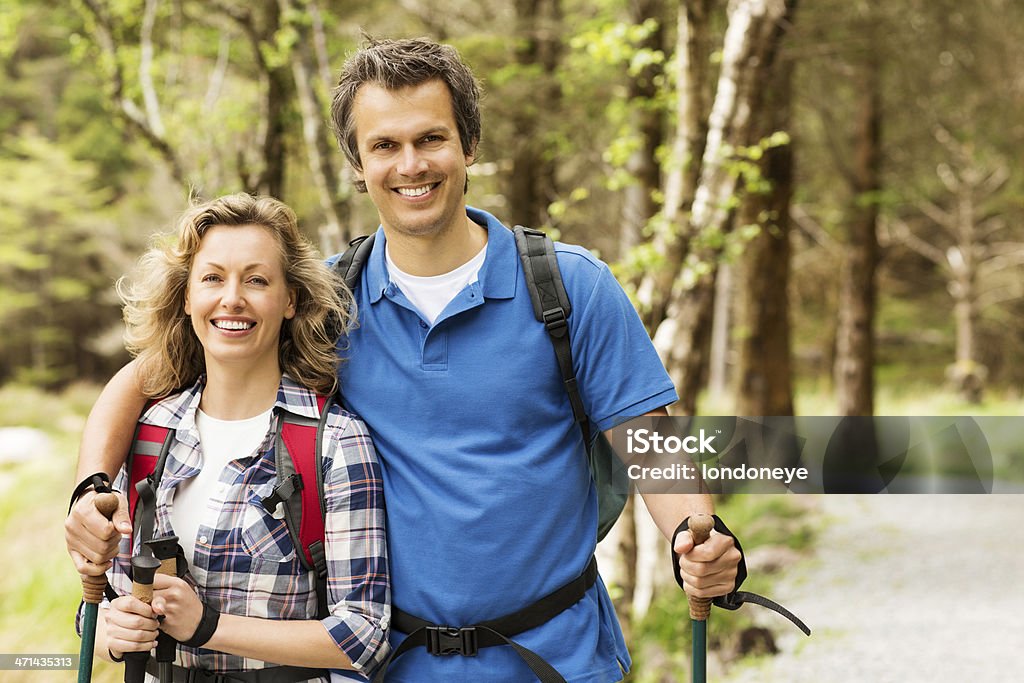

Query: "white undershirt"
<box><xmin>386</xmin><ymin>243</ymin><xmax>487</xmax><ymax>325</ymax></box>
<box><xmin>172</xmin><ymin>407</ymin><xmax>273</xmax><ymax>564</ymax></box>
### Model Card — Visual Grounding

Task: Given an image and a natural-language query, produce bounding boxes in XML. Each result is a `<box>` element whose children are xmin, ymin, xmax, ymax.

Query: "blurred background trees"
<box><xmin>5</xmin><ymin>0</ymin><xmax>1019</xmax><ymax>403</ymax></box>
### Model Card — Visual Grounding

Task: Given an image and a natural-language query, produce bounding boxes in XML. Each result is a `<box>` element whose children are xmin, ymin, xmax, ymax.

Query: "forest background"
<box><xmin>1</xmin><ymin>0</ymin><xmax>1022</xmax><ymax>681</ymax></box>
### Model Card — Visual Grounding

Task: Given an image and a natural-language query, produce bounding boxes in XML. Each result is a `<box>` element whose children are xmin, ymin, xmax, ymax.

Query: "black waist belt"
<box><xmin>144</xmin><ymin>660</ymin><xmax>324</xmax><ymax>683</ymax></box>
<box><xmin>373</xmin><ymin>556</ymin><xmax>599</xmax><ymax>683</ymax></box>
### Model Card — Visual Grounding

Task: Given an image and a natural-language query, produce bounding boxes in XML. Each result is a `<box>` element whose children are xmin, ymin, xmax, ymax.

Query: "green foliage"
<box><xmin>0</xmin><ymin>1</ymin><xmax>25</xmax><ymax>60</ymax></box>
<box><xmin>721</xmin><ymin>131</ymin><xmax>792</xmax><ymax>195</ymax></box>
<box><xmin>613</xmin><ymin>239</ymin><xmax>667</xmax><ymax>290</ymax></box>
<box><xmin>556</xmin><ymin>6</ymin><xmax>671</xmax><ymax>246</ymax></box>
<box><xmin>0</xmin><ymin>133</ymin><xmax>123</xmax><ymax>387</ymax></box>
<box><xmin>571</xmin><ymin>17</ymin><xmax>665</xmax><ymax>76</ymax></box>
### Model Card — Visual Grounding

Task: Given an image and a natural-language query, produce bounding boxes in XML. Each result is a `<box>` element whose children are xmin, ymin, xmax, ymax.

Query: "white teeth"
<box><xmin>397</xmin><ymin>185</ymin><xmax>433</xmax><ymax>197</ymax></box>
<box><xmin>213</xmin><ymin>320</ymin><xmax>253</xmax><ymax>331</ymax></box>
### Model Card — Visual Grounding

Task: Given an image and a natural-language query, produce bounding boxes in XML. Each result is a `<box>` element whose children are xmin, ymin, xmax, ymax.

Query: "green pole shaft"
<box><xmin>77</xmin><ymin>605</ymin><xmax>99</xmax><ymax>683</ymax></box>
<box><xmin>77</xmin><ymin>491</ymin><xmax>120</xmax><ymax>683</ymax></box>
<box><xmin>687</xmin><ymin>514</ymin><xmax>715</xmax><ymax>683</ymax></box>
<box><xmin>691</xmin><ymin>618</ymin><xmax>707</xmax><ymax>683</ymax></box>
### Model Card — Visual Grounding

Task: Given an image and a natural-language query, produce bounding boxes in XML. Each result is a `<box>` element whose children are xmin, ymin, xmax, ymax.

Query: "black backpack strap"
<box><xmin>308</xmin><ymin>394</ymin><xmax>336</xmax><ymax>620</ymax></box>
<box><xmin>144</xmin><ymin>659</ymin><xmax>325</xmax><ymax>682</ymax></box>
<box><xmin>263</xmin><ymin>396</ymin><xmax>334</xmax><ymax>620</ymax></box>
<box><xmin>513</xmin><ymin>225</ymin><xmax>629</xmax><ymax>542</ymax></box>
<box><xmin>115</xmin><ymin>422</ymin><xmax>175</xmax><ymax>600</ymax></box>
<box><xmin>513</xmin><ymin>226</ymin><xmax>590</xmax><ymax>448</ymax></box>
<box><xmin>333</xmin><ymin>234</ymin><xmax>376</xmax><ymax>292</ymax></box>
<box><xmin>133</xmin><ymin>427</ymin><xmax>176</xmax><ymax>559</ymax></box>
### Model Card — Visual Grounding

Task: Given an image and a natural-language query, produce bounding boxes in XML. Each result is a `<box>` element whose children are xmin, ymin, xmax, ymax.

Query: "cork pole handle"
<box><xmin>130</xmin><ymin>556</ymin><xmax>161</xmax><ymax>600</ymax></box>
<box><xmin>687</xmin><ymin>513</ymin><xmax>715</xmax><ymax>621</ymax></box>
<box><xmin>81</xmin><ymin>492</ymin><xmax>120</xmax><ymax>604</ymax></box>
<box><xmin>145</xmin><ymin>537</ymin><xmax>179</xmax><ymax>578</ymax></box>
<box><xmin>125</xmin><ymin>556</ymin><xmax>161</xmax><ymax>683</ymax></box>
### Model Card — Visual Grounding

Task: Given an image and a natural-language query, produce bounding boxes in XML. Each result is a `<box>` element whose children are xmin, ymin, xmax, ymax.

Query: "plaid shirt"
<box><xmin>103</xmin><ymin>375</ymin><xmax>390</xmax><ymax>680</ymax></box>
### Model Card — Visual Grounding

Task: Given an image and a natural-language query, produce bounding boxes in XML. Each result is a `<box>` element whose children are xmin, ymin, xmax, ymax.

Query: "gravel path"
<box><xmin>721</xmin><ymin>495</ymin><xmax>1024</xmax><ymax>683</ymax></box>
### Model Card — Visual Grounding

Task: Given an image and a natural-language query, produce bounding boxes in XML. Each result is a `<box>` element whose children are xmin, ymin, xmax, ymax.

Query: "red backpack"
<box><xmin>126</xmin><ymin>394</ymin><xmax>334</xmax><ymax>618</ymax></box>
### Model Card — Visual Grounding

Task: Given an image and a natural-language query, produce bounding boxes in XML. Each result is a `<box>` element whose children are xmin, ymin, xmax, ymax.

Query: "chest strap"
<box><xmin>373</xmin><ymin>556</ymin><xmax>598</xmax><ymax>683</ymax></box>
<box><xmin>144</xmin><ymin>660</ymin><xmax>324</xmax><ymax>683</ymax></box>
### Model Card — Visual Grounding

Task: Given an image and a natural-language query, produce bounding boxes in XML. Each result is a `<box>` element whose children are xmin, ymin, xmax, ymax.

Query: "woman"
<box><xmin>88</xmin><ymin>194</ymin><xmax>389</xmax><ymax>681</ymax></box>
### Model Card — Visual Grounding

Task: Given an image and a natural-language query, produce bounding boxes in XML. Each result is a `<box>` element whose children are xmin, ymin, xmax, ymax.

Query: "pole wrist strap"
<box><xmin>670</xmin><ymin>514</ymin><xmax>811</xmax><ymax>636</ymax></box>
<box><xmin>68</xmin><ymin>472</ymin><xmax>113</xmax><ymax>515</ymax></box>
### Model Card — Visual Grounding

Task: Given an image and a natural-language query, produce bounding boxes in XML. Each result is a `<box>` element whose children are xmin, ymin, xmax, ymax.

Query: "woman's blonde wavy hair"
<box><xmin>118</xmin><ymin>193</ymin><xmax>353</xmax><ymax>398</ymax></box>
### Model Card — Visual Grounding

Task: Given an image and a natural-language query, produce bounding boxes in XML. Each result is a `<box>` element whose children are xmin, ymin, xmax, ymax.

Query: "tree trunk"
<box><xmin>735</xmin><ymin>5</ymin><xmax>796</xmax><ymax>417</ymax></box>
<box><xmin>952</xmin><ymin>291</ymin><xmax>983</xmax><ymax>400</ymax></box>
<box><xmin>280</xmin><ymin>0</ymin><xmax>352</xmax><ymax>251</ymax></box>
<box><xmin>508</xmin><ymin>0</ymin><xmax>563</xmax><ymax>229</ymax></box>
<box><xmin>834</xmin><ymin>53</ymin><xmax>881</xmax><ymax>416</ymax></box>
<box><xmin>611</xmin><ymin>496</ymin><xmax>637</xmax><ymax>641</ymax></box>
<box><xmin>735</xmin><ymin>209</ymin><xmax>794</xmax><ymax>415</ymax></box>
<box><xmin>256</xmin><ymin>64</ymin><xmax>290</xmax><ymax>198</ymax></box>
<box><xmin>620</xmin><ymin>0</ymin><xmax>667</xmax><ymax>254</ymax></box>
<box><xmin>898</xmin><ymin>131</ymin><xmax>1012</xmax><ymax>405</ymax></box>
<box><xmin>635</xmin><ymin>0</ymin><xmax>712</xmax><ymax>331</ymax></box>
<box><xmin>707</xmin><ymin>262</ymin><xmax>733</xmax><ymax>403</ymax></box>
<box><xmin>654</xmin><ymin>0</ymin><xmax>791</xmax><ymax>414</ymax></box>
<box><xmin>227</xmin><ymin>0</ymin><xmax>291</xmax><ymax>199</ymax></box>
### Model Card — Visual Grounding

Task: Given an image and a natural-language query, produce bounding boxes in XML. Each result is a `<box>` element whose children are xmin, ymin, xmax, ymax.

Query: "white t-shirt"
<box><xmin>385</xmin><ymin>243</ymin><xmax>487</xmax><ymax>325</ymax></box>
<box><xmin>171</xmin><ymin>407</ymin><xmax>273</xmax><ymax>564</ymax></box>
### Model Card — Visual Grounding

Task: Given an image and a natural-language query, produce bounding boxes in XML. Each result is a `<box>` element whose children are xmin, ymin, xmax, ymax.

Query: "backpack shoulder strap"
<box><xmin>119</xmin><ymin>403</ymin><xmax>176</xmax><ymax>593</ymax></box>
<box><xmin>513</xmin><ymin>226</ymin><xmax>590</xmax><ymax>447</ymax></box>
<box><xmin>513</xmin><ymin>226</ymin><xmax>629</xmax><ymax>541</ymax></box>
<box><xmin>333</xmin><ymin>234</ymin><xmax>376</xmax><ymax>292</ymax></box>
<box><xmin>127</xmin><ymin>403</ymin><xmax>175</xmax><ymax>529</ymax></box>
<box><xmin>265</xmin><ymin>394</ymin><xmax>334</xmax><ymax>619</ymax></box>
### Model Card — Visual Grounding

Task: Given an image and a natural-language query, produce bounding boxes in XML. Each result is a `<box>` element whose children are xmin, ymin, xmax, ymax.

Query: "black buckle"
<box><xmin>260</xmin><ymin>473</ymin><xmax>303</xmax><ymax>514</ymax></box>
<box><xmin>184</xmin><ymin>669</ymin><xmax>229</xmax><ymax>683</ymax></box>
<box><xmin>542</xmin><ymin>307</ymin><xmax>567</xmax><ymax>333</ymax></box>
<box><xmin>425</xmin><ymin>626</ymin><xmax>478</xmax><ymax>657</ymax></box>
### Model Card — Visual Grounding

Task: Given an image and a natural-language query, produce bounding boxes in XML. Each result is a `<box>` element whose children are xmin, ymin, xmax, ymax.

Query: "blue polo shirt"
<box><xmin>336</xmin><ymin>207</ymin><xmax>677</xmax><ymax>682</ymax></box>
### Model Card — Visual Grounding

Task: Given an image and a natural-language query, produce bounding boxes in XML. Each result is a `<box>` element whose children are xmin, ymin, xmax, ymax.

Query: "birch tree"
<box><xmin>634</xmin><ymin>0</ymin><xmax>712</xmax><ymax>333</ymax></box>
<box><xmin>77</xmin><ymin>0</ymin><xmax>189</xmax><ymax>189</ymax></box>
<box><xmin>649</xmin><ymin>0</ymin><xmax>791</xmax><ymax>414</ymax></box>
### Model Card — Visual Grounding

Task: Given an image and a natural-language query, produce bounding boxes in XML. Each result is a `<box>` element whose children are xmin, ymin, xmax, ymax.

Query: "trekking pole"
<box><xmin>124</xmin><ymin>555</ymin><xmax>161</xmax><ymax>683</ymax></box>
<box><xmin>78</xmin><ymin>489</ymin><xmax>120</xmax><ymax>683</ymax></box>
<box><xmin>687</xmin><ymin>514</ymin><xmax>715</xmax><ymax>683</ymax></box>
<box><xmin>145</xmin><ymin>536</ymin><xmax>179</xmax><ymax>683</ymax></box>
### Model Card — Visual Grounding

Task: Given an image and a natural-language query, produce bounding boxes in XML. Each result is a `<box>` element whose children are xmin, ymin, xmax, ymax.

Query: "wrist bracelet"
<box><xmin>108</xmin><ymin>649</ymin><xmax>125</xmax><ymax>663</ymax></box>
<box><xmin>182</xmin><ymin>602</ymin><xmax>220</xmax><ymax>648</ymax></box>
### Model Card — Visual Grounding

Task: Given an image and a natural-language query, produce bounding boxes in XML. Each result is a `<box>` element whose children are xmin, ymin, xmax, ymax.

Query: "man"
<box><xmin>67</xmin><ymin>38</ymin><xmax>742</xmax><ymax>682</ymax></box>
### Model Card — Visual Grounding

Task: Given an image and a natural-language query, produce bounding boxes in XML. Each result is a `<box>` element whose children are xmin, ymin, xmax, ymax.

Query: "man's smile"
<box><xmin>394</xmin><ymin>182</ymin><xmax>440</xmax><ymax>198</ymax></box>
